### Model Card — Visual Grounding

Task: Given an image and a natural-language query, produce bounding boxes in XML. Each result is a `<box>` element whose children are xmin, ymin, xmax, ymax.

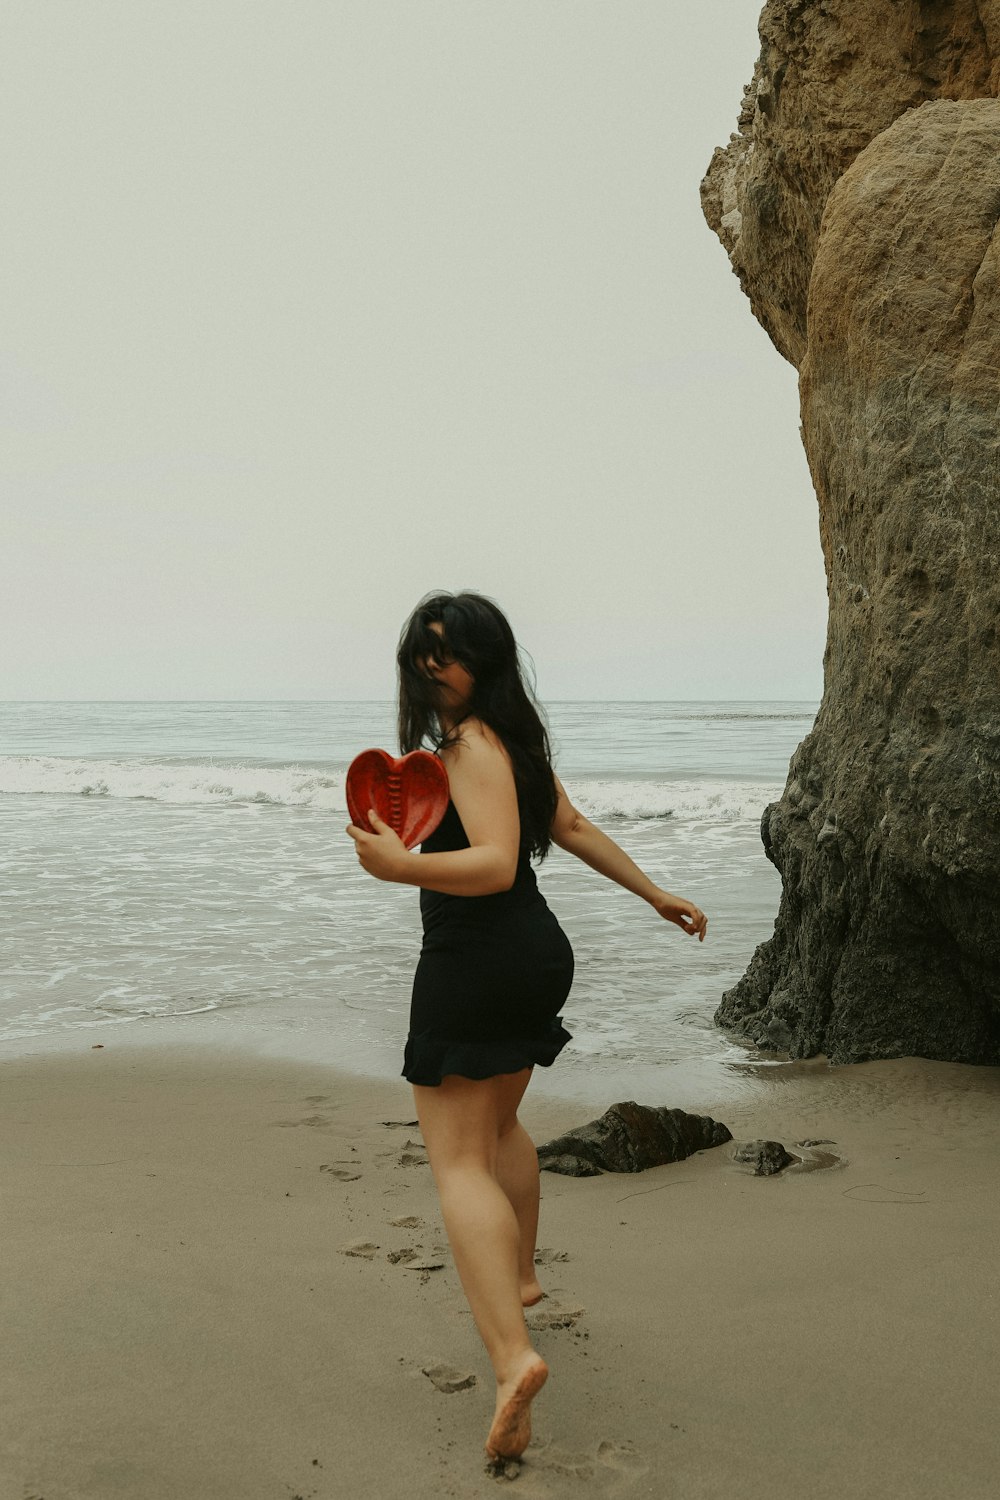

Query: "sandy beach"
<box><xmin>2</xmin><ymin>1038</ymin><xmax>998</xmax><ymax>1500</ymax></box>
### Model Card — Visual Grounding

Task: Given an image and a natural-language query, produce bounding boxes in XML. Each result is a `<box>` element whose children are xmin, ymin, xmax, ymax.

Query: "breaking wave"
<box><xmin>570</xmin><ymin>778</ymin><xmax>780</xmax><ymax>823</ymax></box>
<box><xmin>0</xmin><ymin>755</ymin><xmax>348</xmax><ymax>810</ymax></box>
<box><xmin>1</xmin><ymin>756</ymin><xmax>781</xmax><ymax>823</ymax></box>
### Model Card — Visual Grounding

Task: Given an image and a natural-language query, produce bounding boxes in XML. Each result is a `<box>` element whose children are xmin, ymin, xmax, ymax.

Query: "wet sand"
<box><xmin>2</xmin><ymin>1039</ymin><xmax>998</xmax><ymax>1499</ymax></box>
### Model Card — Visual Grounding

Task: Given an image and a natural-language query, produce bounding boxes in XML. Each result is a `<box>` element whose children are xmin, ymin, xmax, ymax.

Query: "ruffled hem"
<box><xmin>401</xmin><ymin>1018</ymin><xmax>573</xmax><ymax>1087</ymax></box>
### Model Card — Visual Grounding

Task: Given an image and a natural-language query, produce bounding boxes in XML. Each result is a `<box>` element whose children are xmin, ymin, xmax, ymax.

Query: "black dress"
<box><xmin>402</xmin><ymin>799</ymin><xmax>574</xmax><ymax>1086</ymax></box>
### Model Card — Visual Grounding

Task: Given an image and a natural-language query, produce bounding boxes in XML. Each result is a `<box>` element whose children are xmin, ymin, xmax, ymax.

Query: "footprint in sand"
<box><xmin>534</xmin><ymin>1247</ymin><xmax>570</xmax><ymax>1265</ymax></box>
<box><xmin>530</xmin><ymin>1437</ymin><xmax>648</xmax><ymax>1487</ymax></box>
<box><xmin>422</xmin><ymin>1362</ymin><xmax>476</xmax><ymax>1393</ymax></box>
<box><xmin>786</xmin><ymin>1143</ymin><xmax>847</xmax><ymax>1174</ymax></box>
<box><xmin>531</xmin><ymin>1445</ymin><xmax>597</xmax><ymax>1480</ymax></box>
<box><xmin>386</xmin><ymin>1216</ymin><xmax>433</xmax><ymax>1265</ymax></box>
<box><xmin>485</xmin><ymin>1456</ymin><xmax>522</xmax><ymax>1480</ymax></box>
<box><xmin>596</xmin><ymin>1440</ymin><xmax>647</xmax><ymax>1474</ymax></box>
<box><xmin>319</xmin><ymin>1163</ymin><xmax>362</xmax><ymax>1182</ymax></box>
<box><xmin>399</xmin><ymin>1146</ymin><xmax>428</xmax><ymax>1168</ymax></box>
<box><xmin>340</xmin><ymin>1239</ymin><xmax>379</xmax><ymax>1259</ymax></box>
<box><xmin>526</xmin><ymin>1301</ymin><xmax>584</xmax><ymax>1331</ymax></box>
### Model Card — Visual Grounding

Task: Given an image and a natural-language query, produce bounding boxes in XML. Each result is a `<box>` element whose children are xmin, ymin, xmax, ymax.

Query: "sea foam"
<box><xmin>570</xmin><ymin>779</ymin><xmax>780</xmax><ymax>823</ymax></box>
<box><xmin>0</xmin><ymin>755</ymin><xmax>347</xmax><ymax>810</ymax></box>
<box><xmin>0</xmin><ymin>756</ymin><xmax>781</xmax><ymax>824</ymax></box>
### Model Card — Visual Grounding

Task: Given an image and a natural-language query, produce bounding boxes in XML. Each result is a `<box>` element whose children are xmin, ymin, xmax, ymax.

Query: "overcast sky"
<box><xmin>3</xmin><ymin>2</ymin><xmax>827</xmax><ymax>702</ymax></box>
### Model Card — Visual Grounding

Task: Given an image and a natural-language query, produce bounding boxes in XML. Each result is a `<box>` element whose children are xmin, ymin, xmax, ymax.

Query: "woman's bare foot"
<box><xmin>485</xmin><ymin>1349</ymin><xmax>548</xmax><ymax>1461</ymax></box>
<box><xmin>520</xmin><ymin>1278</ymin><xmax>544</xmax><ymax>1308</ymax></box>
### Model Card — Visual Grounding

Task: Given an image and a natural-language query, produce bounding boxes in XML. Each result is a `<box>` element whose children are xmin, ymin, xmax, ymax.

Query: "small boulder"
<box><xmin>732</xmin><ymin>1140</ymin><xmax>796</xmax><ymax>1176</ymax></box>
<box><xmin>537</xmin><ymin>1101</ymin><xmax>732</xmax><ymax>1176</ymax></box>
<box><xmin>538</xmin><ymin>1152</ymin><xmax>602</xmax><ymax>1178</ymax></box>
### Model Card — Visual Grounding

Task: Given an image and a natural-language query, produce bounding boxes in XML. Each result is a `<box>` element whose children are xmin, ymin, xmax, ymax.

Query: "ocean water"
<box><xmin>0</xmin><ymin>701</ymin><xmax>817</xmax><ymax>1104</ymax></box>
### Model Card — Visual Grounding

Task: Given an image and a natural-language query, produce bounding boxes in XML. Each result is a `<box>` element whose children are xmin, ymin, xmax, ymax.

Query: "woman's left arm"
<box><xmin>550</xmin><ymin>775</ymin><xmax>708</xmax><ymax>940</ymax></box>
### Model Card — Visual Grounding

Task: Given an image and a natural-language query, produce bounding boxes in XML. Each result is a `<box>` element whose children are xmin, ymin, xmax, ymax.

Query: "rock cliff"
<box><xmin>702</xmin><ymin>3</ymin><xmax>1000</xmax><ymax>1063</ymax></box>
<box><xmin>702</xmin><ymin>0</ymin><xmax>1000</xmax><ymax>366</ymax></box>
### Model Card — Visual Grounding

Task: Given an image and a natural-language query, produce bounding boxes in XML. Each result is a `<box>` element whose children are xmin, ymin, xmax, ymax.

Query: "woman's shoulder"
<box><xmin>441</xmin><ymin>717</ymin><xmax>513</xmax><ymax>769</ymax></box>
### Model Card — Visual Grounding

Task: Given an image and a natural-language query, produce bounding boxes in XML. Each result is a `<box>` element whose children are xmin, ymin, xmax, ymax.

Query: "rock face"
<box><xmin>701</xmin><ymin>0</ymin><xmax>1000</xmax><ymax>367</ymax></box>
<box><xmin>537</xmin><ymin>1101</ymin><xmax>732</xmax><ymax>1177</ymax></box>
<box><xmin>702</xmin><ymin>4</ymin><xmax>1000</xmax><ymax>1065</ymax></box>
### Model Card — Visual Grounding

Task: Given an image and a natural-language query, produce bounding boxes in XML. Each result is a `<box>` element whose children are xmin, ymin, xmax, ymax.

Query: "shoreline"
<box><xmin>4</xmin><ymin>1035</ymin><xmax>999</xmax><ymax>1498</ymax></box>
<box><xmin>0</xmin><ymin>975</ymin><xmax>849</xmax><ymax>1118</ymax></box>
<box><xmin>5</xmin><ymin>1002</ymin><xmax>999</xmax><ymax>1116</ymax></box>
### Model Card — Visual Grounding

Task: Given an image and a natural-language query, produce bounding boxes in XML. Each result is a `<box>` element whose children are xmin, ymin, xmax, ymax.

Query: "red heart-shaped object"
<box><xmin>345</xmin><ymin>748</ymin><xmax>450</xmax><ymax>849</ymax></box>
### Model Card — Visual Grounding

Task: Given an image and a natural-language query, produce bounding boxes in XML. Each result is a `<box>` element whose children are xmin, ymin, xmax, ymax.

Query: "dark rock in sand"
<box><xmin>703</xmin><ymin>6</ymin><xmax>1000</xmax><ymax>1066</ymax></box>
<box><xmin>540</xmin><ymin>1153</ymin><xmax>603</xmax><ymax>1179</ymax></box>
<box><xmin>537</xmin><ymin>1101</ymin><xmax>732</xmax><ymax>1177</ymax></box>
<box><xmin>732</xmin><ymin>1140</ymin><xmax>796</xmax><ymax>1177</ymax></box>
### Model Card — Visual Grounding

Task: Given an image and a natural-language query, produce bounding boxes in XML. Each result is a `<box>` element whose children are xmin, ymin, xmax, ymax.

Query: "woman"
<box><xmin>346</xmin><ymin>591</ymin><xmax>707</xmax><ymax>1464</ymax></box>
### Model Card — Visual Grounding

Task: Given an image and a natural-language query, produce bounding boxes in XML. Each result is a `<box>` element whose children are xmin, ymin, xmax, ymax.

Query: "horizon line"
<box><xmin>1</xmin><ymin>696</ymin><xmax>822</xmax><ymax>706</ymax></box>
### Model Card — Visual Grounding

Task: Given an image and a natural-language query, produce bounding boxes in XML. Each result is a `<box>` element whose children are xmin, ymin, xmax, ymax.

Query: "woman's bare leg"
<box><xmin>413</xmin><ymin>1068</ymin><xmax>548</xmax><ymax>1458</ymax></box>
<box><xmin>496</xmin><ymin>1121</ymin><xmax>543</xmax><ymax>1305</ymax></box>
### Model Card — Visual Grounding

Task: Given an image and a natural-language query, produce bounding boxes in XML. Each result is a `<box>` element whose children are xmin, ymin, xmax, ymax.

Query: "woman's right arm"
<box><xmin>348</xmin><ymin>725</ymin><xmax>519</xmax><ymax>897</ymax></box>
<box><xmin>550</xmin><ymin>775</ymin><xmax>708</xmax><ymax>940</ymax></box>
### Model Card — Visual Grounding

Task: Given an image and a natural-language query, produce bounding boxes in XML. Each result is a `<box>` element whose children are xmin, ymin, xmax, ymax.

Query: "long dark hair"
<box><xmin>396</xmin><ymin>591</ymin><xmax>558</xmax><ymax>859</ymax></box>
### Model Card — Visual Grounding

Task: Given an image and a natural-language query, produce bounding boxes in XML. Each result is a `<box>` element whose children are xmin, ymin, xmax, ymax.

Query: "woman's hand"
<box><xmin>346</xmin><ymin>809</ymin><xmax>411</xmax><ymax>883</ymax></box>
<box><xmin>650</xmin><ymin>890</ymin><xmax>708</xmax><ymax>941</ymax></box>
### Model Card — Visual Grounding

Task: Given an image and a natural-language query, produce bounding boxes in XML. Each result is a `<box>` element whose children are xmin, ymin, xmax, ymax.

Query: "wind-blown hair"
<box><xmin>396</xmin><ymin>591</ymin><xmax>558</xmax><ymax>859</ymax></box>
